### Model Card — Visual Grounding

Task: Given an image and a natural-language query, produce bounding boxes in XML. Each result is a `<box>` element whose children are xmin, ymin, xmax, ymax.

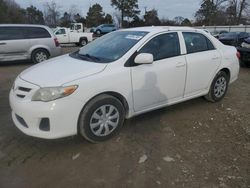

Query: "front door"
<box><xmin>131</xmin><ymin>32</ymin><xmax>187</xmax><ymax>112</ymax></box>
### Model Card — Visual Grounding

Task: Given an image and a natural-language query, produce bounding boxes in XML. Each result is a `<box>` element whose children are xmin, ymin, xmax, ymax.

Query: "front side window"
<box><xmin>138</xmin><ymin>32</ymin><xmax>180</xmax><ymax>61</ymax></box>
<box><xmin>0</xmin><ymin>27</ymin><xmax>25</xmax><ymax>40</ymax></box>
<box><xmin>55</xmin><ymin>29</ymin><xmax>66</xmax><ymax>35</ymax></box>
<box><xmin>183</xmin><ymin>32</ymin><xmax>215</xmax><ymax>54</ymax></box>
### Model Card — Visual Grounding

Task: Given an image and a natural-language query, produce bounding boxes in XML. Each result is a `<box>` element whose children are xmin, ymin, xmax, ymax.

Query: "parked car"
<box><xmin>9</xmin><ymin>27</ymin><xmax>239</xmax><ymax>142</ymax></box>
<box><xmin>0</xmin><ymin>24</ymin><xmax>61</xmax><ymax>63</ymax></box>
<box><xmin>237</xmin><ymin>37</ymin><xmax>250</xmax><ymax>67</ymax></box>
<box><xmin>94</xmin><ymin>24</ymin><xmax>116</xmax><ymax>35</ymax></box>
<box><xmin>212</xmin><ymin>30</ymin><xmax>228</xmax><ymax>39</ymax></box>
<box><xmin>219</xmin><ymin>32</ymin><xmax>249</xmax><ymax>47</ymax></box>
<box><xmin>54</xmin><ymin>27</ymin><xmax>93</xmax><ymax>46</ymax></box>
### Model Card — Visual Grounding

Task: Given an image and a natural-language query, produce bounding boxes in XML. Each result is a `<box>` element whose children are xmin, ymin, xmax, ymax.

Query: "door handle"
<box><xmin>212</xmin><ymin>57</ymin><xmax>219</xmax><ymax>60</ymax></box>
<box><xmin>176</xmin><ymin>62</ymin><xmax>186</xmax><ymax>68</ymax></box>
<box><xmin>0</xmin><ymin>43</ymin><xmax>6</xmax><ymax>45</ymax></box>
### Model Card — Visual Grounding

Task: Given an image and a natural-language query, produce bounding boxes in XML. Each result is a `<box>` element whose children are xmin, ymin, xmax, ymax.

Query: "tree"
<box><xmin>226</xmin><ymin>0</ymin><xmax>248</xmax><ymax>24</ymax></box>
<box><xmin>25</xmin><ymin>6</ymin><xmax>44</xmax><ymax>24</ymax></box>
<box><xmin>144</xmin><ymin>9</ymin><xmax>161</xmax><ymax>26</ymax></box>
<box><xmin>60</xmin><ymin>12</ymin><xmax>71</xmax><ymax>27</ymax></box>
<box><xmin>86</xmin><ymin>3</ymin><xmax>105</xmax><ymax>27</ymax></box>
<box><xmin>44</xmin><ymin>1</ymin><xmax>61</xmax><ymax>28</ymax></box>
<box><xmin>174</xmin><ymin>16</ymin><xmax>185</xmax><ymax>25</ymax></box>
<box><xmin>2</xmin><ymin>0</ymin><xmax>26</xmax><ymax>24</ymax></box>
<box><xmin>0</xmin><ymin>0</ymin><xmax>9</xmax><ymax>23</ymax></box>
<box><xmin>74</xmin><ymin>13</ymin><xmax>86</xmax><ymax>25</ymax></box>
<box><xmin>104</xmin><ymin>14</ymin><xmax>113</xmax><ymax>24</ymax></box>
<box><xmin>195</xmin><ymin>0</ymin><xmax>217</xmax><ymax>25</ymax></box>
<box><xmin>111</xmin><ymin>0</ymin><xmax>140</xmax><ymax>27</ymax></box>
<box><xmin>181</xmin><ymin>18</ymin><xmax>192</xmax><ymax>26</ymax></box>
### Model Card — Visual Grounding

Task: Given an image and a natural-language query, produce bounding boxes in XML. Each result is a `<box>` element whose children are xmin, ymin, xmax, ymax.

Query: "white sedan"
<box><xmin>9</xmin><ymin>26</ymin><xmax>240</xmax><ymax>142</ymax></box>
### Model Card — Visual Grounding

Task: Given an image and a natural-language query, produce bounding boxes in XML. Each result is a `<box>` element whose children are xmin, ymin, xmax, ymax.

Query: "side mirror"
<box><xmin>134</xmin><ymin>53</ymin><xmax>154</xmax><ymax>64</ymax></box>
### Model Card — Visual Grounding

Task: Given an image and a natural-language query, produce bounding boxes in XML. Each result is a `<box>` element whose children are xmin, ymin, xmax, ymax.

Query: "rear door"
<box><xmin>182</xmin><ymin>32</ymin><xmax>221</xmax><ymax>97</ymax></box>
<box><xmin>0</xmin><ymin>27</ymin><xmax>30</xmax><ymax>61</ymax></box>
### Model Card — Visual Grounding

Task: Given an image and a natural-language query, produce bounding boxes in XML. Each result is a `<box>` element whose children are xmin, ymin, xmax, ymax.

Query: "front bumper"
<box><xmin>9</xmin><ymin>78</ymin><xmax>82</xmax><ymax>139</ymax></box>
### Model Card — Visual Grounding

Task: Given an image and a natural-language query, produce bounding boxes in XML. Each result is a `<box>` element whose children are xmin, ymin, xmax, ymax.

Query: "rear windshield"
<box><xmin>0</xmin><ymin>27</ymin><xmax>51</xmax><ymax>40</ymax></box>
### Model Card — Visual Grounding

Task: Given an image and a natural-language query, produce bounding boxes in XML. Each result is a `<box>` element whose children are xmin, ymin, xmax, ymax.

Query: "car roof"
<box><xmin>0</xmin><ymin>24</ymin><xmax>49</xmax><ymax>29</ymax></box>
<box><xmin>122</xmin><ymin>26</ymin><xmax>197</xmax><ymax>33</ymax></box>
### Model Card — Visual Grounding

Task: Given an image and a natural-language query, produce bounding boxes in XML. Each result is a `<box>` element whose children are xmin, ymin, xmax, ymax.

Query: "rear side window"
<box><xmin>183</xmin><ymin>32</ymin><xmax>215</xmax><ymax>54</ymax></box>
<box><xmin>25</xmin><ymin>27</ymin><xmax>51</xmax><ymax>39</ymax></box>
<box><xmin>0</xmin><ymin>27</ymin><xmax>25</xmax><ymax>40</ymax></box>
<box><xmin>0</xmin><ymin>27</ymin><xmax>51</xmax><ymax>40</ymax></box>
<box><xmin>139</xmin><ymin>32</ymin><xmax>180</xmax><ymax>61</ymax></box>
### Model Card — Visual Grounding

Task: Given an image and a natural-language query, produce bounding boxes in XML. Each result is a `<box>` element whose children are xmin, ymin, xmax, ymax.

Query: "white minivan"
<box><xmin>9</xmin><ymin>27</ymin><xmax>239</xmax><ymax>142</ymax></box>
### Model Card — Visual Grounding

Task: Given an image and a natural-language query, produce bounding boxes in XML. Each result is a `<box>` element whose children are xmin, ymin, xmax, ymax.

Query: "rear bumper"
<box><xmin>237</xmin><ymin>47</ymin><xmax>250</xmax><ymax>62</ymax></box>
<box><xmin>50</xmin><ymin>47</ymin><xmax>62</xmax><ymax>58</ymax></box>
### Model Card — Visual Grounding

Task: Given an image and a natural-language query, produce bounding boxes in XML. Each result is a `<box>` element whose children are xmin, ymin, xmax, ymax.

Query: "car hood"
<box><xmin>20</xmin><ymin>54</ymin><xmax>107</xmax><ymax>87</ymax></box>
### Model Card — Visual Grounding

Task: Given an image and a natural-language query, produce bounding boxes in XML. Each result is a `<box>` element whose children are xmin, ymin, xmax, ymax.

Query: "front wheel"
<box><xmin>78</xmin><ymin>94</ymin><xmax>125</xmax><ymax>143</ymax></box>
<box><xmin>205</xmin><ymin>71</ymin><xmax>229</xmax><ymax>102</ymax></box>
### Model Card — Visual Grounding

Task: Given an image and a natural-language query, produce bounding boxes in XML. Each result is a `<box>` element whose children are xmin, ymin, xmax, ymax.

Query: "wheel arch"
<box><xmin>77</xmin><ymin>91</ymin><xmax>130</xmax><ymax>135</ymax></box>
<box><xmin>79</xmin><ymin>37</ymin><xmax>88</xmax><ymax>43</ymax></box>
<box><xmin>31</xmin><ymin>47</ymin><xmax>50</xmax><ymax>57</ymax></box>
<box><xmin>219</xmin><ymin>67</ymin><xmax>231</xmax><ymax>80</ymax></box>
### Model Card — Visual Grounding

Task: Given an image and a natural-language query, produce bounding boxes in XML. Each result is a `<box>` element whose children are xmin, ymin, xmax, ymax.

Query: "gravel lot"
<box><xmin>0</xmin><ymin>47</ymin><xmax>249</xmax><ymax>188</ymax></box>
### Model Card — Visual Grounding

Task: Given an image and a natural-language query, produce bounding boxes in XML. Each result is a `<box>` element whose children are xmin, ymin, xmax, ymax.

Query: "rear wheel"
<box><xmin>79</xmin><ymin>38</ymin><xmax>88</xmax><ymax>47</ymax></box>
<box><xmin>78</xmin><ymin>94</ymin><xmax>125</xmax><ymax>143</ymax></box>
<box><xmin>205</xmin><ymin>71</ymin><xmax>229</xmax><ymax>102</ymax></box>
<box><xmin>96</xmin><ymin>30</ymin><xmax>101</xmax><ymax>35</ymax></box>
<box><xmin>31</xmin><ymin>49</ymin><xmax>49</xmax><ymax>64</ymax></box>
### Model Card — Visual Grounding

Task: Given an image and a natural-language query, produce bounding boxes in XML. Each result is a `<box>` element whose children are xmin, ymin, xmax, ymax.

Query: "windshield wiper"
<box><xmin>78</xmin><ymin>53</ymin><xmax>101</xmax><ymax>62</ymax></box>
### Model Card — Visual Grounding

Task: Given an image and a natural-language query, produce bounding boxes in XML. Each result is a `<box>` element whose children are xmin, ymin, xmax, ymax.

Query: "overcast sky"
<box><xmin>15</xmin><ymin>0</ymin><xmax>201</xmax><ymax>20</ymax></box>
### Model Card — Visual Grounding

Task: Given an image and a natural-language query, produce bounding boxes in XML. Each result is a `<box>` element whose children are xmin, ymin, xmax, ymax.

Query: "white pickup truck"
<box><xmin>54</xmin><ymin>27</ymin><xmax>93</xmax><ymax>46</ymax></box>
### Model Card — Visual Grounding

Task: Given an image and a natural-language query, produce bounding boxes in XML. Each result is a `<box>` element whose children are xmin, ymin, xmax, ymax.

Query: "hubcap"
<box><xmin>81</xmin><ymin>40</ymin><xmax>87</xmax><ymax>46</ymax></box>
<box><xmin>35</xmin><ymin>52</ymin><xmax>47</xmax><ymax>63</ymax></box>
<box><xmin>90</xmin><ymin>105</ymin><xmax>119</xmax><ymax>137</ymax></box>
<box><xmin>214</xmin><ymin>76</ymin><xmax>227</xmax><ymax>98</ymax></box>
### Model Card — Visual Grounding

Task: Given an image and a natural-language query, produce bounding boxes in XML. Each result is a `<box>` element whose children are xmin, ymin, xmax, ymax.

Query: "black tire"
<box><xmin>205</xmin><ymin>71</ymin><xmax>229</xmax><ymax>102</ymax></box>
<box><xmin>79</xmin><ymin>38</ymin><xmax>88</xmax><ymax>46</ymax></box>
<box><xmin>31</xmin><ymin>49</ymin><xmax>49</xmax><ymax>64</ymax></box>
<box><xmin>78</xmin><ymin>94</ymin><xmax>125</xmax><ymax>143</ymax></box>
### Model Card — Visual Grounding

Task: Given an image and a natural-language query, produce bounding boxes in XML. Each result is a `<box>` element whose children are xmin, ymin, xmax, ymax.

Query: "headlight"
<box><xmin>32</xmin><ymin>85</ymin><xmax>78</xmax><ymax>102</ymax></box>
<box><xmin>241</xmin><ymin>42</ymin><xmax>250</xmax><ymax>49</ymax></box>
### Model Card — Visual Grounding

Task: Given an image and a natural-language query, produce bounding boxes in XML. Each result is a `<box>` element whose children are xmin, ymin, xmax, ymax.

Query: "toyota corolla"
<box><xmin>9</xmin><ymin>27</ymin><xmax>240</xmax><ymax>142</ymax></box>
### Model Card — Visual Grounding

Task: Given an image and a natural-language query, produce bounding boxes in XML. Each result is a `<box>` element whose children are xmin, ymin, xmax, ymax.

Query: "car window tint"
<box><xmin>183</xmin><ymin>32</ymin><xmax>214</xmax><ymax>54</ymax></box>
<box><xmin>25</xmin><ymin>27</ymin><xmax>51</xmax><ymax>39</ymax></box>
<box><xmin>139</xmin><ymin>32</ymin><xmax>180</xmax><ymax>61</ymax></box>
<box><xmin>0</xmin><ymin>27</ymin><xmax>25</xmax><ymax>40</ymax></box>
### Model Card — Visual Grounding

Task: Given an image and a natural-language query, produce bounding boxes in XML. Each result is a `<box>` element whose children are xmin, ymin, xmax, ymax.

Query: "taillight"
<box><xmin>236</xmin><ymin>51</ymin><xmax>241</xmax><ymax>59</ymax></box>
<box><xmin>54</xmin><ymin>38</ymin><xmax>60</xmax><ymax>47</ymax></box>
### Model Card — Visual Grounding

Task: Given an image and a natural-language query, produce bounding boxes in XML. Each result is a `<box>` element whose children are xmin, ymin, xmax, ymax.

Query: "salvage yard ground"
<box><xmin>0</xmin><ymin>47</ymin><xmax>249</xmax><ymax>188</ymax></box>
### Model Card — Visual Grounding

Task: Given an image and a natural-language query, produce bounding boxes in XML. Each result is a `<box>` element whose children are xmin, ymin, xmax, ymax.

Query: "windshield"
<box><xmin>222</xmin><ymin>32</ymin><xmax>238</xmax><ymax>38</ymax></box>
<box><xmin>74</xmin><ymin>31</ymin><xmax>148</xmax><ymax>63</ymax></box>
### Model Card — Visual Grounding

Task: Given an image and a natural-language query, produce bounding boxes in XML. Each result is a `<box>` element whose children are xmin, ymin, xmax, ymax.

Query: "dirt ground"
<box><xmin>0</xmin><ymin>47</ymin><xmax>249</xmax><ymax>188</ymax></box>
